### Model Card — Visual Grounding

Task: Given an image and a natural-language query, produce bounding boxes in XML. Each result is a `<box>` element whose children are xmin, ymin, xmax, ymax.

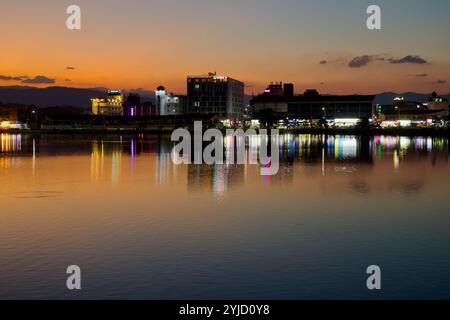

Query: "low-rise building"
<box><xmin>155</xmin><ymin>86</ymin><xmax>187</xmax><ymax>116</ymax></box>
<box><xmin>423</xmin><ymin>92</ymin><xmax>449</xmax><ymax>111</ymax></box>
<box><xmin>251</xmin><ymin>84</ymin><xmax>375</xmax><ymax>121</ymax></box>
<box><xmin>377</xmin><ymin>94</ymin><xmax>449</xmax><ymax>127</ymax></box>
<box><xmin>0</xmin><ymin>105</ymin><xmax>18</xmax><ymax>122</ymax></box>
<box><xmin>91</xmin><ymin>90</ymin><xmax>124</xmax><ymax>116</ymax></box>
<box><xmin>0</xmin><ymin>105</ymin><xmax>29</xmax><ymax>129</ymax></box>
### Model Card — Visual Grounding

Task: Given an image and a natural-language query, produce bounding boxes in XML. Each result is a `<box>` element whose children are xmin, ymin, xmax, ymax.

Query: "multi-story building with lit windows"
<box><xmin>0</xmin><ymin>105</ymin><xmax>23</xmax><ymax>129</ymax></box>
<box><xmin>187</xmin><ymin>72</ymin><xmax>244</xmax><ymax>117</ymax></box>
<box><xmin>424</xmin><ymin>92</ymin><xmax>449</xmax><ymax>111</ymax></box>
<box><xmin>155</xmin><ymin>86</ymin><xmax>187</xmax><ymax>116</ymax></box>
<box><xmin>91</xmin><ymin>90</ymin><xmax>124</xmax><ymax>116</ymax></box>
<box><xmin>251</xmin><ymin>84</ymin><xmax>375</xmax><ymax>122</ymax></box>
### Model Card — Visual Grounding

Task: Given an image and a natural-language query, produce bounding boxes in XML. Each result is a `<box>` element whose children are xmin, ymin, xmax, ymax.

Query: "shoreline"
<box><xmin>1</xmin><ymin>127</ymin><xmax>450</xmax><ymax>137</ymax></box>
<box><xmin>0</xmin><ymin>128</ymin><xmax>450</xmax><ymax>137</ymax></box>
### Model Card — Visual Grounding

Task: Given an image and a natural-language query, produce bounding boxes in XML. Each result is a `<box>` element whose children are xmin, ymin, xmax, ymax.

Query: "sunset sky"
<box><xmin>1</xmin><ymin>0</ymin><xmax>450</xmax><ymax>94</ymax></box>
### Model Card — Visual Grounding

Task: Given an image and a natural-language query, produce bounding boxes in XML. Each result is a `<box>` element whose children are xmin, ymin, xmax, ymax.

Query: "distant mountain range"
<box><xmin>0</xmin><ymin>86</ymin><xmax>156</xmax><ymax>109</ymax></box>
<box><xmin>373</xmin><ymin>92</ymin><xmax>450</xmax><ymax>105</ymax></box>
<box><xmin>0</xmin><ymin>85</ymin><xmax>448</xmax><ymax>108</ymax></box>
<box><xmin>0</xmin><ymin>86</ymin><xmax>106</xmax><ymax>109</ymax></box>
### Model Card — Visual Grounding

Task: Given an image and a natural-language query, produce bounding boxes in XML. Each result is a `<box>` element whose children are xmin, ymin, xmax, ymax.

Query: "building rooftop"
<box><xmin>251</xmin><ymin>90</ymin><xmax>375</xmax><ymax>104</ymax></box>
<box><xmin>187</xmin><ymin>72</ymin><xmax>243</xmax><ymax>84</ymax></box>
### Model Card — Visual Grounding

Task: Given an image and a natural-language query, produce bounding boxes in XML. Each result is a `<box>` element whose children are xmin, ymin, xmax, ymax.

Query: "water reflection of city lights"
<box><xmin>111</xmin><ymin>150</ymin><xmax>122</xmax><ymax>185</ymax></box>
<box><xmin>334</xmin><ymin>136</ymin><xmax>358</xmax><ymax>159</ymax></box>
<box><xmin>393</xmin><ymin>150</ymin><xmax>400</xmax><ymax>169</ymax></box>
<box><xmin>32</xmin><ymin>138</ymin><xmax>36</xmax><ymax>176</ymax></box>
<box><xmin>399</xmin><ymin>137</ymin><xmax>411</xmax><ymax>150</ymax></box>
<box><xmin>1</xmin><ymin>133</ymin><xmax>22</xmax><ymax>153</ymax></box>
<box><xmin>213</xmin><ymin>163</ymin><xmax>227</xmax><ymax>194</ymax></box>
<box><xmin>91</xmin><ymin>141</ymin><xmax>104</xmax><ymax>182</ymax></box>
<box><xmin>130</xmin><ymin>138</ymin><xmax>136</xmax><ymax>175</ymax></box>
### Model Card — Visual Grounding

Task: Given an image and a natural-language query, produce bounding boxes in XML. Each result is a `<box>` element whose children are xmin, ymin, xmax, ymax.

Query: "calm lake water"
<box><xmin>1</xmin><ymin>133</ymin><xmax>450</xmax><ymax>299</ymax></box>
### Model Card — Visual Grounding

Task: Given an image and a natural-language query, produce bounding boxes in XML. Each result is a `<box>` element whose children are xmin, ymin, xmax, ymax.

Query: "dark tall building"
<box><xmin>187</xmin><ymin>72</ymin><xmax>244</xmax><ymax>117</ymax></box>
<box><xmin>262</xmin><ymin>82</ymin><xmax>294</xmax><ymax>97</ymax></box>
<box><xmin>126</xmin><ymin>93</ymin><xmax>141</xmax><ymax>105</ymax></box>
<box><xmin>123</xmin><ymin>93</ymin><xmax>156</xmax><ymax>117</ymax></box>
<box><xmin>283</xmin><ymin>83</ymin><xmax>294</xmax><ymax>98</ymax></box>
<box><xmin>263</xmin><ymin>82</ymin><xmax>283</xmax><ymax>96</ymax></box>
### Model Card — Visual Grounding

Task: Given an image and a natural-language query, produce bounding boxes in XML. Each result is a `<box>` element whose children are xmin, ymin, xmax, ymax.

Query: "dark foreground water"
<box><xmin>0</xmin><ymin>133</ymin><xmax>449</xmax><ymax>299</ymax></box>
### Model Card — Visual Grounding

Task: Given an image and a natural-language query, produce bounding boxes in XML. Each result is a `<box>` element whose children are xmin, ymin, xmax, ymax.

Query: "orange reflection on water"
<box><xmin>0</xmin><ymin>133</ymin><xmax>449</xmax><ymax>199</ymax></box>
<box><xmin>1</xmin><ymin>133</ymin><xmax>21</xmax><ymax>153</ymax></box>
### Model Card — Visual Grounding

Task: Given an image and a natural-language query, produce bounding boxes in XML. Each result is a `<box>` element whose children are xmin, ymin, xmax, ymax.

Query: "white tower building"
<box><xmin>155</xmin><ymin>86</ymin><xmax>168</xmax><ymax>116</ymax></box>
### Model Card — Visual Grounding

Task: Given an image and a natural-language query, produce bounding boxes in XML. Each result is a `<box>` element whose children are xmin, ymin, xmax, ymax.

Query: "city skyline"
<box><xmin>3</xmin><ymin>0</ymin><xmax>450</xmax><ymax>305</ymax></box>
<box><xmin>1</xmin><ymin>0</ymin><xmax>450</xmax><ymax>94</ymax></box>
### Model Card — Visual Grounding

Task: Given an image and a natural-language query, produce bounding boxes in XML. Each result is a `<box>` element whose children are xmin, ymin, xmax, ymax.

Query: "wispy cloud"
<box><xmin>348</xmin><ymin>54</ymin><xmax>385</xmax><ymax>68</ymax></box>
<box><xmin>346</xmin><ymin>54</ymin><xmax>429</xmax><ymax>68</ymax></box>
<box><xmin>67</xmin><ymin>66</ymin><xmax>75</xmax><ymax>70</ymax></box>
<box><xmin>0</xmin><ymin>75</ymin><xmax>28</xmax><ymax>81</ymax></box>
<box><xmin>389</xmin><ymin>55</ymin><xmax>428</xmax><ymax>64</ymax></box>
<box><xmin>415</xmin><ymin>73</ymin><xmax>428</xmax><ymax>77</ymax></box>
<box><xmin>21</xmin><ymin>75</ymin><xmax>55</xmax><ymax>84</ymax></box>
<box><xmin>435</xmin><ymin>79</ymin><xmax>447</xmax><ymax>84</ymax></box>
<box><xmin>318</xmin><ymin>57</ymin><xmax>346</xmax><ymax>66</ymax></box>
<box><xmin>1</xmin><ymin>74</ymin><xmax>56</xmax><ymax>84</ymax></box>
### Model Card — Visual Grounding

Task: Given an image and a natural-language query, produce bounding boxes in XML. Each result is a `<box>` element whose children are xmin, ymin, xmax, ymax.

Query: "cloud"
<box><xmin>415</xmin><ymin>73</ymin><xmax>428</xmax><ymax>77</ymax></box>
<box><xmin>67</xmin><ymin>66</ymin><xmax>75</xmax><ymax>70</ymax></box>
<box><xmin>389</xmin><ymin>55</ymin><xmax>428</xmax><ymax>64</ymax></box>
<box><xmin>435</xmin><ymin>79</ymin><xmax>447</xmax><ymax>84</ymax></box>
<box><xmin>347</xmin><ymin>54</ymin><xmax>428</xmax><ymax>68</ymax></box>
<box><xmin>21</xmin><ymin>75</ymin><xmax>55</xmax><ymax>84</ymax></box>
<box><xmin>0</xmin><ymin>75</ymin><xmax>27</xmax><ymax>81</ymax></box>
<box><xmin>319</xmin><ymin>57</ymin><xmax>347</xmax><ymax>66</ymax></box>
<box><xmin>348</xmin><ymin>55</ymin><xmax>374</xmax><ymax>68</ymax></box>
<box><xmin>1</xmin><ymin>74</ymin><xmax>57</xmax><ymax>84</ymax></box>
